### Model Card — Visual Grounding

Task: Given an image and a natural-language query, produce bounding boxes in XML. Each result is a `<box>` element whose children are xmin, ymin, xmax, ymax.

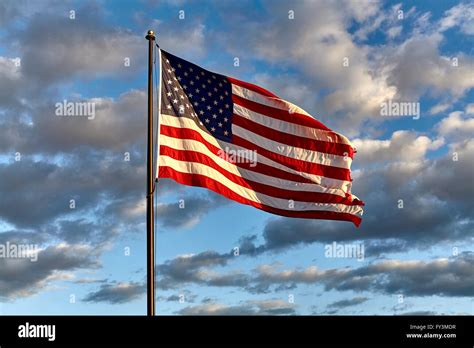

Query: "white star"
<box><xmin>166</xmin><ymin>92</ymin><xmax>172</xmax><ymax>97</ymax></box>
<box><xmin>180</xmin><ymin>95</ymin><xmax>184</xmax><ymax>99</ymax></box>
<box><xmin>189</xmin><ymin>67</ymin><xmax>193</xmax><ymax>72</ymax></box>
<box><xmin>173</xmin><ymin>87</ymin><xmax>179</xmax><ymax>92</ymax></box>
<box><xmin>184</xmin><ymin>71</ymin><xmax>188</xmax><ymax>76</ymax></box>
<box><xmin>195</xmin><ymin>75</ymin><xmax>200</xmax><ymax>80</ymax></box>
<box><xmin>211</xmin><ymin>127</ymin><xmax>216</xmax><ymax>132</ymax></box>
<box><xmin>177</xmin><ymin>63</ymin><xmax>182</xmax><ymax>68</ymax></box>
<box><xmin>202</xmin><ymin>84</ymin><xmax>206</xmax><ymax>89</ymax></box>
<box><xmin>219</xmin><ymin>109</ymin><xmax>223</xmax><ymax>114</ymax></box>
<box><xmin>166</xmin><ymin>104</ymin><xmax>172</xmax><ymax>109</ymax></box>
<box><xmin>190</xmin><ymin>81</ymin><xmax>194</xmax><ymax>85</ymax></box>
<box><xmin>213</xmin><ymin>87</ymin><xmax>218</xmax><ymax>92</ymax></box>
<box><xmin>173</xmin><ymin>99</ymin><xmax>178</xmax><ymax>104</ymax></box>
<box><xmin>219</xmin><ymin>96</ymin><xmax>224</xmax><ymax>100</ymax></box>
<box><xmin>207</xmin><ymin>79</ymin><xmax>211</xmax><ymax>83</ymax></box>
<box><xmin>225</xmin><ymin>104</ymin><xmax>229</xmax><ymax>109</ymax></box>
<box><xmin>212</xmin><ymin>75</ymin><xmax>216</xmax><ymax>79</ymax></box>
<box><xmin>167</xmin><ymin>80</ymin><xmax>172</xmax><ymax>84</ymax></box>
<box><xmin>199</xmin><ymin>110</ymin><xmax>204</xmax><ymax>115</ymax></box>
<box><xmin>194</xmin><ymin>102</ymin><xmax>198</xmax><ymax>106</ymax></box>
<box><xmin>166</xmin><ymin>59</ymin><xmax>170</xmax><ymax>63</ymax></box>
<box><xmin>201</xmin><ymin>71</ymin><xmax>205</xmax><ymax>76</ymax></box>
<box><xmin>224</xmin><ymin>91</ymin><xmax>229</xmax><ymax>96</ymax></box>
<box><xmin>177</xmin><ymin>76</ymin><xmax>182</xmax><ymax>81</ymax></box>
<box><xmin>208</xmin><ymin>92</ymin><xmax>212</xmax><ymax>97</ymax></box>
<box><xmin>218</xmin><ymin>83</ymin><xmax>223</xmax><ymax>87</ymax></box>
<box><xmin>183</xmin><ymin>85</ymin><xmax>187</xmax><ymax>90</ymax></box>
<box><xmin>224</xmin><ymin>117</ymin><xmax>228</xmax><ymax>122</ymax></box>
<box><xmin>196</xmin><ymin>88</ymin><xmax>200</xmax><ymax>93</ymax></box>
<box><xmin>224</xmin><ymin>130</ymin><xmax>229</xmax><ymax>136</ymax></box>
<box><xmin>218</xmin><ymin>122</ymin><xmax>223</xmax><ymax>127</ymax></box>
<box><xmin>213</xmin><ymin>100</ymin><xmax>218</xmax><ymax>105</ymax></box>
<box><xmin>201</xmin><ymin>97</ymin><xmax>206</xmax><ymax>102</ymax></box>
<box><xmin>167</xmin><ymin>69</ymin><xmax>171</xmax><ymax>73</ymax></box>
<box><xmin>212</xmin><ymin>114</ymin><xmax>217</xmax><ymax>119</ymax></box>
<box><xmin>205</xmin><ymin>118</ymin><xmax>210</xmax><ymax>123</ymax></box>
<box><xmin>206</xmin><ymin>105</ymin><xmax>212</xmax><ymax>110</ymax></box>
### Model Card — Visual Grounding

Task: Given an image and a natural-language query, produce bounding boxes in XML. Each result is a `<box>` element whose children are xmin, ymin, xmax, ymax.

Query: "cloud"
<box><xmin>0</xmin><ymin>243</ymin><xmax>99</xmax><ymax>300</ymax></box>
<box><xmin>177</xmin><ymin>299</ymin><xmax>296</xmax><ymax>315</ymax></box>
<box><xmin>437</xmin><ymin>111</ymin><xmax>474</xmax><ymax>140</ymax></box>
<box><xmin>352</xmin><ymin>131</ymin><xmax>444</xmax><ymax>165</ymax></box>
<box><xmin>0</xmin><ymin>155</ymin><xmax>145</xmax><ymax>228</ymax></box>
<box><xmin>16</xmin><ymin>6</ymin><xmax>144</xmax><ymax>85</ymax></box>
<box><xmin>83</xmin><ymin>281</ymin><xmax>146</xmax><ymax>304</ymax></box>
<box><xmin>160</xmin><ymin>252</ymin><xmax>474</xmax><ymax>299</ymax></box>
<box><xmin>157</xmin><ymin>250</ymin><xmax>233</xmax><ymax>289</ymax></box>
<box><xmin>157</xmin><ymin>192</ymin><xmax>229</xmax><ymax>229</ymax></box>
<box><xmin>251</xmin><ymin>253</ymin><xmax>474</xmax><ymax>297</ymax></box>
<box><xmin>327</xmin><ymin>297</ymin><xmax>368</xmax><ymax>309</ymax></box>
<box><xmin>438</xmin><ymin>3</ymin><xmax>474</xmax><ymax>35</ymax></box>
<box><xmin>238</xmin><ymin>137</ymin><xmax>473</xmax><ymax>256</ymax></box>
<box><xmin>384</xmin><ymin>33</ymin><xmax>474</xmax><ymax>100</ymax></box>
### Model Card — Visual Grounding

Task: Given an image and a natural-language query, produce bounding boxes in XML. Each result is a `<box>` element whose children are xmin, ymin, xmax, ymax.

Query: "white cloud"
<box><xmin>439</xmin><ymin>3</ymin><xmax>474</xmax><ymax>35</ymax></box>
<box><xmin>437</xmin><ymin>111</ymin><xmax>474</xmax><ymax>139</ymax></box>
<box><xmin>353</xmin><ymin>130</ymin><xmax>444</xmax><ymax>164</ymax></box>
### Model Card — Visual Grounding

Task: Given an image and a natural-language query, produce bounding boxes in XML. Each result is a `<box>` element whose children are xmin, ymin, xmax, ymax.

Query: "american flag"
<box><xmin>157</xmin><ymin>50</ymin><xmax>364</xmax><ymax>226</ymax></box>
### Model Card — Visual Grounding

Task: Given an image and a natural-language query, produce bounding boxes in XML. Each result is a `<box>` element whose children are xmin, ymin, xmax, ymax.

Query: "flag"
<box><xmin>157</xmin><ymin>50</ymin><xmax>364</xmax><ymax>226</ymax></box>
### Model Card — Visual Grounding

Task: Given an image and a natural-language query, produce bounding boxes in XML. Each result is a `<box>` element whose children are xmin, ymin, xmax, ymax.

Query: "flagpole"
<box><xmin>145</xmin><ymin>29</ymin><xmax>155</xmax><ymax>317</ymax></box>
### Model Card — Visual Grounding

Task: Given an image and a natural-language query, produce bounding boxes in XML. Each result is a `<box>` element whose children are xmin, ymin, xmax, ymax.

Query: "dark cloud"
<box><xmin>0</xmin><ymin>156</ymin><xmax>144</xmax><ymax>228</ymax></box>
<box><xmin>327</xmin><ymin>297</ymin><xmax>368</xmax><ymax>309</ymax></box>
<box><xmin>235</xmin><ymin>139</ymin><xmax>474</xmax><ymax>257</ymax></box>
<box><xmin>177</xmin><ymin>299</ymin><xmax>296</xmax><ymax>315</ymax></box>
<box><xmin>252</xmin><ymin>253</ymin><xmax>474</xmax><ymax>297</ymax></box>
<box><xmin>159</xmin><ymin>250</ymin><xmax>473</xmax><ymax>299</ymax></box>
<box><xmin>157</xmin><ymin>194</ymin><xmax>219</xmax><ymax>229</ymax></box>
<box><xmin>0</xmin><ymin>243</ymin><xmax>99</xmax><ymax>300</ymax></box>
<box><xmin>83</xmin><ymin>281</ymin><xmax>146</xmax><ymax>304</ymax></box>
<box><xmin>157</xmin><ymin>250</ymin><xmax>232</xmax><ymax>289</ymax></box>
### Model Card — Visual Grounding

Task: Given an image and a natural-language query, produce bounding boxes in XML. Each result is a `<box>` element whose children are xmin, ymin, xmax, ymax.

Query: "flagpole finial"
<box><xmin>146</xmin><ymin>30</ymin><xmax>155</xmax><ymax>40</ymax></box>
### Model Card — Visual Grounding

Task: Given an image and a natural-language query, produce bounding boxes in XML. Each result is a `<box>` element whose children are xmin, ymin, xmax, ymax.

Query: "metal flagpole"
<box><xmin>145</xmin><ymin>29</ymin><xmax>155</xmax><ymax>316</ymax></box>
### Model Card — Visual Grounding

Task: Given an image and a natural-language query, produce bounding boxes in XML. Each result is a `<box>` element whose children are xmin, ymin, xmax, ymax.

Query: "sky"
<box><xmin>0</xmin><ymin>0</ymin><xmax>473</xmax><ymax>315</ymax></box>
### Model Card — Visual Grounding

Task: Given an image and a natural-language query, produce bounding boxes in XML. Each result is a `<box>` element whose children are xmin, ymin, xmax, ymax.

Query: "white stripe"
<box><xmin>232</xmin><ymin>84</ymin><xmax>312</xmax><ymax>117</ymax></box>
<box><xmin>160</xmin><ymin>113</ymin><xmax>353</xmax><ymax>192</ymax></box>
<box><xmin>160</xmin><ymin>155</ymin><xmax>363</xmax><ymax>216</ymax></box>
<box><xmin>160</xmin><ymin>133</ymin><xmax>360</xmax><ymax>200</ymax></box>
<box><xmin>233</xmin><ymin>124</ymin><xmax>352</xmax><ymax>169</ymax></box>
<box><xmin>233</xmin><ymin>103</ymin><xmax>353</xmax><ymax>147</ymax></box>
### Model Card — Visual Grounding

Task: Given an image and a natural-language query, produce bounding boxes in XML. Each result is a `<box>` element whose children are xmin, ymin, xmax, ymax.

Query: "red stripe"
<box><xmin>233</xmin><ymin>114</ymin><xmax>355</xmax><ymax>158</ymax></box>
<box><xmin>233</xmin><ymin>135</ymin><xmax>352</xmax><ymax>182</ymax></box>
<box><xmin>160</xmin><ymin>145</ymin><xmax>363</xmax><ymax>206</ymax></box>
<box><xmin>232</xmin><ymin>94</ymin><xmax>336</xmax><ymax>133</ymax></box>
<box><xmin>227</xmin><ymin>76</ymin><xmax>279</xmax><ymax>98</ymax></box>
<box><xmin>161</xmin><ymin>124</ymin><xmax>330</xmax><ymax>185</ymax></box>
<box><xmin>159</xmin><ymin>166</ymin><xmax>361</xmax><ymax>227</ymax></box>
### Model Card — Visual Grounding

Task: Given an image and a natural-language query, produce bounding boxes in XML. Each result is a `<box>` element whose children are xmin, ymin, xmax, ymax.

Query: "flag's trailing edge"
<box><xmin>157</xmin><ymin>50</ymin><xmax>364</xmax><ymax>227</ymax></box>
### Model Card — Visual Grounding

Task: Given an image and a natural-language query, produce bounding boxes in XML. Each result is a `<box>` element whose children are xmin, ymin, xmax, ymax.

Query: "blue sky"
<box><xmin>0</xmin><ymin>0</ymin><xmax>473</xmax><ymax>315</ymax></box>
